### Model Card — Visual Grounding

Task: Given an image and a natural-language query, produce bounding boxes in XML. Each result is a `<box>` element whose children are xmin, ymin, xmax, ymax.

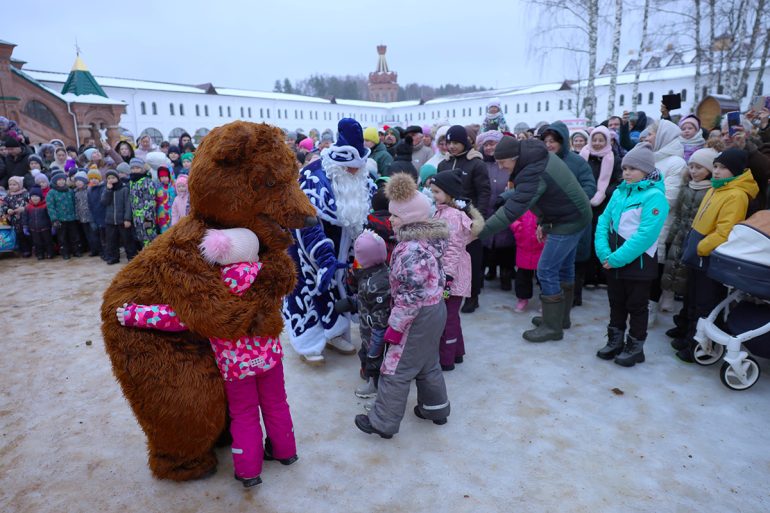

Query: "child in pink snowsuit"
<box><xmin>429</xmin><ymin>171</ymin><xmax>483</xmax><ymax>370</ymax></box>
<box><xmin>511</xmin><ymin>210</ymin><xmax>545</xmax><ymax>312</ymax></box>
<box><xmin>117</xmin><ymin>228</ymin><xmax>297</xmax><ymax>488</ymax></box>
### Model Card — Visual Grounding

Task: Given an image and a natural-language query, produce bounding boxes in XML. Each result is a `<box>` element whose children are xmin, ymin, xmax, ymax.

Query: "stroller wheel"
<box><xmin>693</xmin><ymin>340</ymin><xmax>725</xmax><ymax>366</ymax></box>
<box><xmin>720</xmin><ymin>357</ymin><xmax>761</xmax><ymax>391</ymax></box>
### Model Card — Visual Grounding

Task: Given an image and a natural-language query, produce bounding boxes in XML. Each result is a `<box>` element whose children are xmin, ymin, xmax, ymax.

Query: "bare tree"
<box><xmin>530</xmin><ymin>0</ymin><xmax>601</xmax><ymax>124</ymax></box>
<box><xmin>707</xmin><ymin>0</ymin><xmax>716</xmax><ymax>88</ymax></box>
<box><xmin>606</xmin><ymin>0</ymin><xmax>624</xmax><ymax>117</ymax></box>
<box><xmin>631</xmin><ymin>0</ymin><xmax>650</xmax><ymax>111</ymax></box>
<box><xmin>736</xmin><ymin>0</ymin><xmax>766</xmax><ymax>101</ymax></box>
<box><xmin>693</xmin><ymin>0</ymin><xmax>703</xmax><ymax>106</ymax></box>
<box><xmin>752</xmin><ymin>27</ymin><xmax>770</xmax><ymax>99</ymax></box>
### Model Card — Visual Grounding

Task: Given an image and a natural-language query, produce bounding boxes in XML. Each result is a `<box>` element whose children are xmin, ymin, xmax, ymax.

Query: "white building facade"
<box><xmin>28</xmin><ymin>56</ymin><xmax>769</xmax><ymax>145</ymax></box>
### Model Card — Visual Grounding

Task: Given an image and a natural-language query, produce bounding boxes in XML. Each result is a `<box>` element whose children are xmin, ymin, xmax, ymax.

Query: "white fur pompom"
<box><xmin>200</xmin><ymin>229</ymin><xmax>233</xmax><ymax>265</ymax></box>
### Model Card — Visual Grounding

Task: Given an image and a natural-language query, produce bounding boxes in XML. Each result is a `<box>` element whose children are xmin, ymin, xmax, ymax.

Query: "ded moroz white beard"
<box><xmin>323</xmin><ymin>155</ymin><xmax>370</xmax><ymax>235</ymax></box>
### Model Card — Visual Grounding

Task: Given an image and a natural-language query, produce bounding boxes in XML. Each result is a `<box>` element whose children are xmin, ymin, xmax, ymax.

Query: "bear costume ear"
<box><xmin>199</xmin><ymin>121</ymin><xmax>262</xmax><ymax>165</ymax></box>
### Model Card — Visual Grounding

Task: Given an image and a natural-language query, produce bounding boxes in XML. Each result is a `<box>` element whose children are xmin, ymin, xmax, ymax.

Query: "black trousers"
<box><xmin>81</xmin><ymin>222</ymin><xmax>102</xmax><ymax>255</ymax></box>
<box><xmin>685</xmin><ymin>267</ymin><xmax>726</xmax><ymax>340</ymax></box>
<box><xmin>606</xmin><ymin>273</ymin><xmax>652</xmax><ymax>340</ymax></box>
<box><xmin>56</xmin><ymin>221</ymin><xmax>81</xmax><ymax>257</ymax></box>
<box><xmin>30</xmin><ymin>230</ymin><xmax>54</xmax><ymax>257</ymax></box>
<box><xmin>105</xmin><ymin>224</ymin><xmax>136</xmax><ymax>262</ymax></box>
<box><xmin>649</xmin><ymin>263</ymin><xmax>666</xmax><ymax>302</ymax></box>
<box><xmin>515</xmin><ymin>268</ymin><xmax>535</xmax><ymax>300</ymax></box>
<box><xmin>466</xmin><ymin>239</ymin><xmax>483</xmax><ymax>297</ymax></box>
<box><xmin>13</xmin><ymin>225</ymin><xmax>31</xmax><ymax>255</ymax></box>
<box><xmin>483</xmin><ymin>245</ymin><xmax>516</xmax><ymax>272</ymax></box>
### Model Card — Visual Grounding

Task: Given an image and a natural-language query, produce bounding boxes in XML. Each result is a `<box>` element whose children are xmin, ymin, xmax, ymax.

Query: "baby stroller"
<box><xmin>693</xmin><ymin>210</ymin><xmax>770</xmax><ymax>390</ymax></box>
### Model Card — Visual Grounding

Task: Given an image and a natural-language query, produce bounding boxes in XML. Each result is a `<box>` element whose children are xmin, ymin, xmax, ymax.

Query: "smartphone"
<box><xmin>662</xmin><ymin>93</ymin><xmax>682</xmax><ymax>111</ymax></box>
<box><xmin>727</xmin><ymin>111</ymin><xmax>741</xmax><ymax>136</ymax></box>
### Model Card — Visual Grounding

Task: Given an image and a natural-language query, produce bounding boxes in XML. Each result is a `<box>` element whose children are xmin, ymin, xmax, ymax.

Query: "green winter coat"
<box><xmin>595</xmin><ymin>171</ymin><xmax>669</xmax><ymax>280</ymax></box>
<box><xmin>369</xmin><ymin>142</ymin><xmax>393</xmax><ymax>177</ymax></box>
<box><xmin>46</xmin><ymin>187</ymin><xmax>77</xmax><ymax>222</ymax></box>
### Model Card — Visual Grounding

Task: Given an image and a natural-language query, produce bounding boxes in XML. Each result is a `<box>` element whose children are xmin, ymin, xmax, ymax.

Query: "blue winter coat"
<box><xmin>87</xmin><ymin>184</ymin><xmax>107</xmax><ymax>227</ymax></box>
<box><xmin>595</xmin><ymin>171</ymin><xmax>669</xmax><ymax>280</ymax></box>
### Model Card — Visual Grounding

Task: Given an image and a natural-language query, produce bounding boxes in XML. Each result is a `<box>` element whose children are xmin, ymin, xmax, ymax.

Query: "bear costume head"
<box><xmin>101</xmin><ymin>121</ymin><xmax>316</xmax><ymax>481</ymax></box>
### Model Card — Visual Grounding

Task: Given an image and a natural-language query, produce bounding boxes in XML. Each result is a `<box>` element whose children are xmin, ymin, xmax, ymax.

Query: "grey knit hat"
<box><xmin>494</xmin><ymin>136</ymin><xmax>521</xmax><ymax>160</ymax></box>
<box><xmin>621</xmin><ymin>142</ymin><xmax>656</xmax><ymax>175</ymax></box>
<box><xmin>129</xmin><ymin>157</ymin><xmax>145</xmax><ymax>169</ymax></box>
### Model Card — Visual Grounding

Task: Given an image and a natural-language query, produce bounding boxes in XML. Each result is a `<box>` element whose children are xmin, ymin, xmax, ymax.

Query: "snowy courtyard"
<box><xmin>1</xmin><ymin>255</ymin><xmax>768</xmax><ymax>513</ymax></box>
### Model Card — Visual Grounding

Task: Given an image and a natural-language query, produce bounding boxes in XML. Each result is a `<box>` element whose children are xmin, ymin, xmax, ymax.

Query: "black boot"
<box><xmin>597</xmin><ymin>327</ymin><xmax>625</xmax><ymax>360</ymax></box>
<box><xmin>500</xmin><ymin>269</ymin><xmax>513</xmax><ymax>291</ymax></box>
<box><xmin>614</xmin><ymin>335</ymin><xmax>646</xmax><ymax>367</ymax></box>
<box><xmin>263</xmin><ymin>438</ymin><xmax>299</xmax><ymax>465</ymax></box>
<box><xmin>670</xmin><ymin>338</ymin><xmax>689</xmax><ymax>351</ymax></box>
<box><xmin>234</xmin><ymin>473</ymin><xmax>262</xmax><ymax>488</ymax></box>
<box><xmin>354</xmin><ymin>414</ymin><xmax>393</xmax><ymax>439</ymax></box>
<box><xmin>675</xmin><ymin>341</ymin><xmax>696</xmax><ymax>363</ymax></box>
<box><xmin>461</xmin><ymin>295</ymin><xmax>479</xmax><ymax>313</ymax></box>
<box><xmin>414</xmin><ymin>405</ymin><xmax>448</xmax><ymax>425</ymax></box>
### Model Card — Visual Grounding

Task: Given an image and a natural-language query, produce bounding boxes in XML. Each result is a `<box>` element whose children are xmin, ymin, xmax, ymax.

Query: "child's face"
<box><xmin>89</xmin><ymin>178</ymin><xmax>101</xmax><ymax>187</ymax></box>
<box><xmin>8</xmin><ymin>182</ymin><xmax>20</xmax><ymax>193</ymax></box>
<box><xmin>176</xmin><ymin>182</ymin><xmax>188</xmax><ymax>193</ymax></box>
<box><xmin>55</xmin><ymin>149</ymin><xmax>67</xmax><ymax>161</ymax></box>
<box><xmin>447</xmin><ymin>141</ymin><xmax>465</xmax><ymax>156</ymax></box>
<box><xmin>390</xmin><ymin>213</ymin><xmax>403</xmax><ymax>230</ymax></box>
<box><xmin>712</xmin><ymin>162</ymin><xmax>733</xmax><ymax>179</ymax></box>
<box><xmin>160</xmin><ymin>176</ymin><xmax>170</xmax><ymax>185</ymax></box>
<box><xmin>29</xmin><ymin>161</ymin><xmax>41</xmax><ymax>171</ymax></box>
<box><xmin>689</xmin><ymin>162</ymin><xmax>710</xmax><ymax>182</ymax></box>
<box><xmin>130</xmin><ymin>165</ymin><xmax>144</xmax><ymax>174</ymax></box>
<box><xmin>35</xmin><ymin>179</ymin><xmax>47</xmax><ymax>188</ymax></box>
<box><xmin>169</xmin><ymin>152</ymin><xmax>179</xmax><ymax>161</ymax></box>
<box><xmin>182</xmin><ymin>160</ymin><xmax>192</xmax><ymax>169</ymax></box>
<box><xmin>429</xmin><ymin>184</ymin><xmax>450</xmax><ymax>205</ymax></box>
<box><xmin>571</xmin><ymin>135</ymin><xmax>586</xmax><ymax>152</ymax></box>
<box><xmin>55</xmin><ymin>178</ymin><xmax>66</xmax><ymax>188</ymax></box>
<box><xmin>622</xmin><ymin>166</ymin><xmax>646</xmax><ymax>184</ymax></box>
<box><xmin>75</xmin><ymin>181</ymin><xmax>86</xmax><ymax>190</ymax></box>
<box><xmin>681</xmin><ymin>122</ymin><xmax>698</xmax><ymax>139</ymax></box>
<box><xmin>30</xmin><ymin>195</ymin><xmax>41</xmax><ymax>205</ymax></box>
<box><xmin>591</xmin><ymin>134</ymin><xmax>607</xmax><ymax>152</ymax></box>
<box><xmin>488</xmin><ymin>106</ymin><xmax>500</xmax><ymax>115</ymax></box>
<box><xmin>107</xmin><ymin>176</ymin><xmax>119</xmax><ymax>185</ymax></box>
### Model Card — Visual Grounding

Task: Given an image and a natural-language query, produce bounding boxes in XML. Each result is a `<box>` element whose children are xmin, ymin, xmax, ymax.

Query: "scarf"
<box><xmin>688</xmin><ymin>178</ymin><xmax>712</xmax><ymax>191</ymax></box>
<box><xmin>711</xmin><ymin>175</ymin><xmax>738</xmax><ymax>189</ymax></box>
<box><xmin>680</xmin><ymin>132</ymin><xmax>705</xmax><ymax>163</ymax></box>
<box><xmin>579</xmin><ymin>126</ymin><xmax>614</xmax><ymax>206</ymax></box>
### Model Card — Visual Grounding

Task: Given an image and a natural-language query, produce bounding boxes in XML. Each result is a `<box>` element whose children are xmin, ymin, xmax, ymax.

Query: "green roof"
<box><xmin>61</xmin><ymin>56</ymin><xmax>107</xmax><ymax>97</ymax></box>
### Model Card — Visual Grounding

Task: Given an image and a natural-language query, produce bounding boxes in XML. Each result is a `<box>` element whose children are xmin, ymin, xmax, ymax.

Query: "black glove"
<box><xmin>334</xmin><ymin>297</ymin><xmax>356</xmax><ymax>314</ymax></box>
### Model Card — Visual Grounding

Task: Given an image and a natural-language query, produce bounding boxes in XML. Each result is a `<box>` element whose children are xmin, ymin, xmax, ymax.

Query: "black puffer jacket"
<box><xmin>437</xmin><ymin>149</ymin><xmax>491</xmax><ymax>213</ymax></box>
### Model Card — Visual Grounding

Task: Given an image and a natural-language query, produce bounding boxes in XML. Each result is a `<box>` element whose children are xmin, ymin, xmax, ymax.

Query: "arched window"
<box><xmin>151</xmin><ymin>102</ymin><xmax>157</xmax><ymax>115</ymax></box>
<box><xmin>23</xmin><ymin>100</ymin><xmax>63</xmax><ymax>131</ymax></box>
<box><xmin>619</xmin><ymin>94</ymin><xmax>625</xmax><ymax>106</ymax></box>
<box><xmin>194</xmin><ymin>127</ymin><xmax>210</xmax><ymax>144</ymax></box>
<box><xmin>681</xmin><ymin>89</ymin><xmax>688</xmax><ymax>102</ymax></box>
<box><xmin>169</xmin><ymin>103</ymin><xmax>175</xmax><ymax>116</ymax></box>
<box><xmin>168</xmin><ymin>127</ymin><xmax>187</xmax><ymax>142</ymax></box>
<box><xmin>648</xmin><ymin>92</ymin><xmax>654</xmax><ymax>104</ymax></box>
<box><xmin>179</xmin><ymin>104</ymin><xmax>184</xmax><ymax>116</ymax></box>
<box><xmin>139</xmin><ymin>127</ymin><xmax>164</xmax><ymax>146</ymax></box>
<box><xmin>140</xmin><ymin>102</ymin><xmax>146</xmax><ymax>115</ymax></box>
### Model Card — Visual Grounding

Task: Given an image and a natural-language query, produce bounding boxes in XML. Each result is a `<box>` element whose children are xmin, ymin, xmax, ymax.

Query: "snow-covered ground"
<box><xmin>1</xmin><ymin>255</ymin><xmax>768</xmax><ymax>513</ymax></box>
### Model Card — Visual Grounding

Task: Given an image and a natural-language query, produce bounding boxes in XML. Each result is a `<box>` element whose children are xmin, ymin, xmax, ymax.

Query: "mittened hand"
<box><xmin>384</xmin><ymin>326</ymin><xmax>403</xmax><ymax>345</ymax></box>
<box><xmin>116</xmin><ymin>303</ymin><xmax>130</xmax><ymax>326</ymax></box>
<box><xmin>23</xmin><ymin>227</ymin><xmax>30</xmax><ymax>236</ymax></box>
<box><xmin>317</xmin><ymin>260</ymin><xmax>349</xmax><ymax>292</ymax></box>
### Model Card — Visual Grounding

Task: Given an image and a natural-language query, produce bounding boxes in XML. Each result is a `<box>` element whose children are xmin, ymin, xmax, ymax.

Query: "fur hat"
<box><xmin>621</xmin><ymin>142</ymin><xmax>656</xmax><ymax>175</ymax></box>
<box><xmin>200</xmin><ymin>228</ymin><xmax>260</xmax><ymax>266</ymax></box>
<box><xmin>354</xmin><ymin>229</ymin><xmax>387</xmax><ymax>269</ymax></box>
<box><xmin>714</xmin><ymin>148</ymin><xmax>749</xmax><ymax>176</ymax></box>
<box><xmin>327</xmin><ymin>118</ymin><xmax>370</xmax><ymax>168</ymax></box>
<box><xmin>688</xmin><ymin>148</ymin><xmax>718</xmax><ymax>174</ymax></box>
<box><xmin>386</xmin><ymin>172</ymin><xmax>432</xmax><ymax>225</ymax></box>
<box><xmin>431</xmin><ymin>170</ymin><xmax>464</xmax><ymax>199</ymax></box>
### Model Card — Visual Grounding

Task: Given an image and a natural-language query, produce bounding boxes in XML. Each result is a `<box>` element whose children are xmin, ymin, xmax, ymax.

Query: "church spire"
<box><xmin>61</xmin><ymin>51</ymin><xmax>107</xmax><ymax>97</ymax></box>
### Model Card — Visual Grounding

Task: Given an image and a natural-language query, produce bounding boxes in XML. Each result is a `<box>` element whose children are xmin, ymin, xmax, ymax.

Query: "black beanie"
<box><xmin>3</xmin><ymin>136</ymin><xmax>21</xmax><ymax>148</ymax></box>
<box><xmin>371</xmin><ymin>186</ymin><xmax>390</xmax><ymax>212</ymax></box>
<box><xmin>446</xmin><ymin>125</ymin><xmax>468</xmax><ymax>150</ymax></box>
<box><xmin>494</xmin><ymin>136</ymin><xmax>521</xmax><ymax>160</ymax></box>
<box><xmin>395</xmin><ymin>136</ymin><xmax>413</xmax><ymax>157</ymax></box>
<box><xmin>432</xmin><ymin>170</ymin><xmax>464</xmax><ymax>199</ymax></box>
<box><xmin>714</xmin><ymin>148</ymin><xmax>749</xmax><ymax>176</ymax></box>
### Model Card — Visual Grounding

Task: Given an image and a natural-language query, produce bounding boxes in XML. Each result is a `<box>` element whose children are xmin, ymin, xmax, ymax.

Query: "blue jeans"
<box><xmin>536</xmin><ymin>231</ymin><xmax>582</xmax><ymax>296</ymax></box>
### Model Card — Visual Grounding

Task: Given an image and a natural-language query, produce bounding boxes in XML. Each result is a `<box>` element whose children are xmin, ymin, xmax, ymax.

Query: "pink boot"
<box><xmin>515</xmin><ymin>299</ymin><xmax>529</xmax><ymax>313</ymax></box>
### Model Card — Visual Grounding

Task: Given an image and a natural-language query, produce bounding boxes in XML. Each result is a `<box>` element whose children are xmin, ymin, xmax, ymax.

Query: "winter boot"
<box><xmin>573</xmin><ymin>269</ymin><xmax>584</xmax><ymax>306</ymax></box>
<box><xmin>500</xmin><ymin>268</ymin><xmax>513</xmax><ymax>291</ymax></box>
<box><xmin>596</xmin><ymin>327</ymin><xmax>626</xmax><ymax>360</ymax></box>
<box><xmin>670</xmin><ymin>338</ymin><xmax>689</xmax><ymax>351</ymax></box>
<box><xmin>263</xmin><ymin>439</ymin><xmax>299</xmax><ymax>466</ymax></box>
<box><xmin>355</xmin><ymin>378</ymin><xmax>377</xmax><ymax>399</ymax></box>
<box><xmin>532</xmin><ymin>283</ymin><xmax>574</xmax><ymax>329</ymax></box>
<box><xmin>523</xmin><ymin>294</ymin><xmax>564</xmax><ymax>342</ymax></box>
<box><xmin>614</xmin><ymin>335</ymin><xmax>646</xmax><ymax>367</ymax></box>
<box><xmin>675</xmin><ymin>340</ymin><xmax>696</xmax><ymax>363</ymax></box>
<box><xmin>647</xmin><ymin>301</ymin><xmax>658</xmax><ymax>328</ymax></box>
<box><xmin>461</xmin><ymin>295</ymin><xmax>479</xmax><ymax>313</ymax></box>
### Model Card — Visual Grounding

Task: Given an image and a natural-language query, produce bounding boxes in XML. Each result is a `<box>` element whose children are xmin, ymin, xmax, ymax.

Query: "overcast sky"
<box><xmin>11</xmin><ymin>0</ymin><xmax>653</xmax><ymax>93</ymax></box>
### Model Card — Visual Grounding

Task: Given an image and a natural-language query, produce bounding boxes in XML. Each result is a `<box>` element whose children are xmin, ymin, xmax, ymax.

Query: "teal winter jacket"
<box><xmin>595</xmin><ymin>171</ymin><xmax>669</xmax><ymax>280</ymax></box>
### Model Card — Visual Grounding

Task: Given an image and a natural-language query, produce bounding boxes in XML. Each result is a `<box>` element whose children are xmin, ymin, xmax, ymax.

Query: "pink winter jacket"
<box><xmin>170</xmin><ymin>191</ymin><xmax>189</xmax><ymax>226</ymax></box>
<box><xmin>433</xmin><ymin>204</ymin><xmax>473</xmax><ymax>297</ymax></box>
<box><xmin>511</xmin><ymin>211</ymin><xmax>544</xmax><ymax>270</ymax></box>
<box><xmin>383</xmin><ymin>219</ymin><xmax>449</xmax><ymax>375</ymax></box>
<box><xmin>121</xmin><ymin>262</ymin><xmax>283</xmax><ymax>381</ymax></box>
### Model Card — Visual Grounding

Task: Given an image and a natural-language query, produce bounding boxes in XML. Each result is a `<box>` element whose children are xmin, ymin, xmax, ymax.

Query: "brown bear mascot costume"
<box><xmin>101</xmin><ymin>122</ymin><xmax>316</xmax><ymax>481</ymax></box>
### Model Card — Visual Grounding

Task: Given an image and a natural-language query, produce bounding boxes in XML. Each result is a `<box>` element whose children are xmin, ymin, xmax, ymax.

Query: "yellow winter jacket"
<box><xmin>691</xmin><ymin>171</ymin><xmax>759</xmax><ymax>256</ymax></box>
